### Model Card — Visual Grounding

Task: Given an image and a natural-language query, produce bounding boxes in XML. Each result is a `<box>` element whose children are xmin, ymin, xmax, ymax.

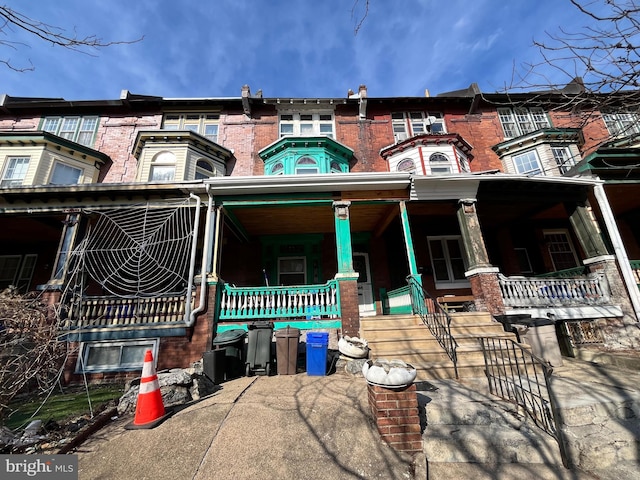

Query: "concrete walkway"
<box><xmin>76</xmin><ymin>373</ymin><xmax>417</xmax><ymax>480</ymax></box>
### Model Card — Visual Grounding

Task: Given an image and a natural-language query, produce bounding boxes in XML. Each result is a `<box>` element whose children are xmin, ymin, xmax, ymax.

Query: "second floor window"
<box><xmin>551</xmin><ymin>146</ymin><xmax>577</xmax><ymax>174</ymax></box>
<box><xmin>498</xmin><ymin>107</ymin><xmax>550</xmax><ymax>138</ymax></box>
<box><xmin>163</xmin><ymin>114</ymin><xmax>219</xmax><ymax>142</ymax></box>
<box><xmin>391</xmin><ymin>112</ymin><xmax>445</xmax><ymax>142</ymax></box>
<box><xmin>41</xmin><ymin>116</ymin><xmax>99</xmax><ymax>147</ymax></box>
<box><xmin>513</xmin><ymin>150</ymin><xmax>543</xmax><ymax>176</ymax></box>
<box><xmin>429</xmin><ymin>152</ymin><xmax>452</xmax><ymax>175</ymax></box>
<box><xmin>50</xmin><ymin>162</ymin><xmax>82</xmax><ymax>185</ymax></box>
<box><xmin>602</xmin><ymin>113</ymin><xmax>640</xmax><ymax>137</ymax></box>
<box><xmin>1</xmin><ymin>156</ymin><xmax>30</xmax><ymax>187</ymax></box>
<box><xmin>279</xmin><ymin>112</ymin><xmax>334</xmax><ymax>138</ymax></box>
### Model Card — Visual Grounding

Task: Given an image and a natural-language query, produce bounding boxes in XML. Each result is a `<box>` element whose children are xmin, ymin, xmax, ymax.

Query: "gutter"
<box><xmin>593</xmin><ymin>182</ymin><xmax>640</xmax><ymax>324</ymax></box>
<box><xmin>185</xmin><ymin>187</ymin><xmax>215</xmax><ymax>327</ymax></box>
<box><xmin>183</xmin><ymin>193</ymin><xmax>204</xmax><ymax>327</ymax></box>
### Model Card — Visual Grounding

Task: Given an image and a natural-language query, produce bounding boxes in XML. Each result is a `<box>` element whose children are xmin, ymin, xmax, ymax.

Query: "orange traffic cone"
<box><xmin>125</xmin><ymin>350</ymin><xmax>171</xmax><ymax>429</ymax></box>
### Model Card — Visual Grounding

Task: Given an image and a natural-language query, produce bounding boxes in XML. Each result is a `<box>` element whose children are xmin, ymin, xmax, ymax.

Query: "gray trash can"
<box><xmin>212</xmin><ymin>329</ymin><xmax>247</xmax><ymax>381</ymax></box>
<box><xmin>202</xmin><ymin>349</ymin><xmax>226</xmax><ymax>384</ymax></box>
<box><xmin>275</xmin><ymin>326</ymin><xmax>301</xmax><ymax>375</ymax></box>
<box><xmin>513</xmin><ymin>318</ymin><xmax>564</xmax><ymax>367</ymax></box>
<box><xmin>246</xmin><ymin>321</ymin><xmax>273</xmax><ymax>376</ymax></box>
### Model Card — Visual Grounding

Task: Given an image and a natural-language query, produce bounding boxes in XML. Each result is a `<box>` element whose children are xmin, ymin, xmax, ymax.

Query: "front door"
<box><xmin>353</xmin><ymin>252</ymin><xmax>375</xmax><ymax>316</ymax></box>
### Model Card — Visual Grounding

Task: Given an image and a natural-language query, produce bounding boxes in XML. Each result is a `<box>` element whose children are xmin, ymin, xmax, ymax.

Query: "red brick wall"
<box><xmin>338</xmin><ymin>279</ymin><xmax>360</xmax><ymax>337</ymax></box>
<box><xmin>367</xmin><ymin>383</ymin><xmax>422</xmax><ymax>454</ymax></box>
<box><xmin>468</xmin><ymin>271</ymin><xmax>505</xmax><ymax>315</ymax></box>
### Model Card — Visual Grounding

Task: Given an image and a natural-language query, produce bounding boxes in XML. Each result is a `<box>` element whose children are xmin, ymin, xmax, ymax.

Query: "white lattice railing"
<box><xmin>498</xmin><ymin>273</ymin><xmax>609</xmax><ymax>308</ymax></box>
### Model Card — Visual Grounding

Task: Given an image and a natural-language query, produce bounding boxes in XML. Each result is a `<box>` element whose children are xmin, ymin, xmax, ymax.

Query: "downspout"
<box><xmin>183</xmin><ymin>192</ymin><xmax>205</xmax><ymax>327</ymax></box>
<box><xmin>593</xmin><ymin>182</ymin><xmax>640</xmax><ymax>324</ymax></box>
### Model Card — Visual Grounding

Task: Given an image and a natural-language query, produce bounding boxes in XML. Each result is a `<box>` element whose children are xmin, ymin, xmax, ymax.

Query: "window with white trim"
<box><xmin>543</xmin><ymin>230</ymin><xmax>580</xmax><ymax>271</ymax></box>
<box><xmin>498</xmin><ymin>107</ymin><xmax>550</xmax><ymax>138</ymax></box>
<box><xmin>195</xmin><ymin>159</ymin><xmax>216</xmax><ymax>179</ymax></box>
<box><xmin>513</xmin><ymin>150</ymin><xmax>543</xmax><ymax>176</ymax></box>
<box><xmin>278</xmin><ymin>256</ymin><xmax>306</xmax><ymax>285</ymax></box>
<box><xmin>391</xmin><ymin>112</ymin><xmax>446</xmax><ymax>142</ymax></box>
<box><xmin>77</xmin><ymin>339</ymin><xmax>159</xmax><ymax>373</ymax></box>
<box><xmin>295</xmin><ymin>156</ymin><xmax>319</xmax><ymax>174</ymax></box>
<box><xmin>551</xmin><ymin>146</ymin><xmax>576</xmax><ymax>174</ymax></box>
<box><xmin>279</xmin><ymin>112</ymin><xmax>334</xmax><ymax>138</ymax></box>
<box><xmin>41</xmin><ymin>116</ymin><xmax>99</xmax><ymax>147</ymax></box>
<box><xmin>427</xmin><ymin>236</ymin><xmax>469</xmax><ymax>288</ymax></box>
<box><xmin>1</xmin><ymin>156</ymin><xmax>30</xmax><ymax>187</ymax></box>
<box><xmin>602</xmin><ymin>112</ymin><xmax>640</xmax><ymax>137</ymax></box>
<box><xmin>429</xmin><ymin>152</ymin><xmax>452</xmax><ymax>175</ymax></box>
<box><xmin>163</xmin><ymin>113</ymin><xmax>220</xmax><ymax>142</ymax></box>
<box><xmin>49</xmin><ymin>162</ymin><xmax>82</xmax><ymax>185</ymax></box>
<box><xmin>0</xmin><ymin>254</ymin><xmax>37</xmax><ymax>292</ymax></box>
<box><xmin>149</xmin><ymin>151</ymin><xmax>176</xmax><ymax>182</ymax></box>
<box><xmin>397</xmin><ymin>158</ymin><xmax>416</xmax><ymax>173</ymax></box>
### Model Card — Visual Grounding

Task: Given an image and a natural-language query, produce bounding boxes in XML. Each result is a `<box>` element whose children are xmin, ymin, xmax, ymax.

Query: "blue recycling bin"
<box><xmin>306</xmin><ymin>332</ymin><xmax>329</xmax><ymax>376</ymax></box>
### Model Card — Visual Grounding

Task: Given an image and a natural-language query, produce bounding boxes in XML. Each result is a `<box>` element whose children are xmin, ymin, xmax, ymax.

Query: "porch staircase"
<box><xmin>360</xmin><ymin>312</ymin><xmax>518</xmax><ymax>380</ymax></box>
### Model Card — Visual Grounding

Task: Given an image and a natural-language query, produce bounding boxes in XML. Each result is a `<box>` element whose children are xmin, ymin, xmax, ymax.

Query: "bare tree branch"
<box><xmin>352</xmin><ymin>0</ymin><xmax>370</xmax><ymax>35</ymax></box>
<box><xmin>0</xmin><ymin>5</ymin><xmax>142</xmax><ymax>72</ymax></box>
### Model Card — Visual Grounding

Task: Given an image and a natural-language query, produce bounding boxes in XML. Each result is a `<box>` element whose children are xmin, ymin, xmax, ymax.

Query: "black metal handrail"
<box><xmin>478</xmin><ymin>336</ymin><xmax>571</xmax><ymax>467</ymax></box>
<box><xmin>406</xmin><ymin>275</ymin><xmax>458</xmax><ymax>379</ymax></box>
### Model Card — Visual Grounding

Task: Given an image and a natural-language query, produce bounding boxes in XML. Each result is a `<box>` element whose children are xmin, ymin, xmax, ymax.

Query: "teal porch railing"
<box><xmin>218</xmin><ymin>280</ymin><xmax>340</xmax><ymax>320</ymax></box>
<box><xmin>380</xmin><ymin>285</ymin><xmax>413</xmax><ymax>315</ymax></box>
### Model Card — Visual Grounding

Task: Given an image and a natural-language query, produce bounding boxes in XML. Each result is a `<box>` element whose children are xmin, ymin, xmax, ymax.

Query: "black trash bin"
<box><xmin>246</xmin><ymin>321</ymin><xmax>274</xmax><ymax>376</ymax></box>
<box><xmin>202</xmin><ymin>349</ymin><xmax>226</xmax><ymax>384</ymax></box>
<box><xmin>212</xmin><ymin>328</ymin><xmax>246</xmax><ymax>381</ymax></box>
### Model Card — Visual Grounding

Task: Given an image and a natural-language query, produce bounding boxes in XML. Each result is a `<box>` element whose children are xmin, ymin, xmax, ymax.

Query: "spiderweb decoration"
<box><xmin>75</xmin><ymin>199</ymin><xmax>197</xmax><ymax>297</ymax></box>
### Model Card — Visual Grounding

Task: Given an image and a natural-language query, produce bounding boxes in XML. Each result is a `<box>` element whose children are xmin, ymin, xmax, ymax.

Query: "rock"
<box><xmin>159</xmin><ymin>385</ymin><xmax>191</xmax><ymax>407</ymax></box>
<box><xmin>344</xmin><ymin>358</ymin><xmax>368</xmax><ymax>376</ymax></box>
<box><xmin>23</xmin><ymin>420</ymin><xmax>42</xmax><ymax>437</ymax></box>
<box><xmin>158</xmin><ymin>369</ymin><xmax>192</xmax><ymax>387</ymax></box>
<box><xmin>189</xmin><ymin>374</ymin><xmax>217</xmax><ymax>400</ymax></box>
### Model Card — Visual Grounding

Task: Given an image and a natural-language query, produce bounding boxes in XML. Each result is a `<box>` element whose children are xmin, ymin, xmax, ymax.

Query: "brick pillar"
<box><xmin>584</xmin><ymin>255</ymin><xmax>640</xmax><ymax>350</ymax></box>
<box><xmin>338</xmin><ymin>278</ymin><xmax>360</xmax><ymax>337</ymax></box>
<box><xmin>367</xmin><ymin>383</ymin><xmax>422</xmax><ymax>454</ymax></box>
<box><xmin>466</xmin><ymin>267</ymin><xmax>505</xmax><ymax>316</ymax></box>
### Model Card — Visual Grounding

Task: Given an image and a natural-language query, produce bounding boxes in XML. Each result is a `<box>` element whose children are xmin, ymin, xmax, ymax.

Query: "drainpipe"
<box><xmin>183</xmin><ymin>192</ymin><xmax>205</xmax><ymax>327</ymax></box>
<box><xmin>593</xmin><ymin>182</ymin><xmax>640</xmax><ymax>324</ymax></box>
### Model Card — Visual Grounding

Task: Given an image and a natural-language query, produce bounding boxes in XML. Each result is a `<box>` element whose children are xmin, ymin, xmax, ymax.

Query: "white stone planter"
<box><xmin>362</xmin><ymin>358</ymin><xmax>417</xmax><ymax>387</ymax></box>
<box><xmin>338</xmin><ymin>335</ymin><xmax>369</xmax><ymax>358</ymax></box>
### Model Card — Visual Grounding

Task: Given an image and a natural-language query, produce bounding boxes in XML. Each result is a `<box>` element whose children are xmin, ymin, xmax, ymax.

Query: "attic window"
<box><xmin>295</xmin><ymin>156</ymin><xmax>319</xmax><ymax>175</ymax></box>
<box><xmin>397</xmin><ymin>158</ymin><xmax>416</xmax><ymax>173</ymax></box>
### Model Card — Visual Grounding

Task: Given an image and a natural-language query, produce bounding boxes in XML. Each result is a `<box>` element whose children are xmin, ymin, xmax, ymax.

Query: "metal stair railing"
<box><xmin>478</xmin><ymin>336</ymin><xmax>571</xmax><ymax>467</ymax></box>
<box><xmin>406</xmin><ymin>275</ymin><xmax>458</xmax><ymax>379</ymax></box>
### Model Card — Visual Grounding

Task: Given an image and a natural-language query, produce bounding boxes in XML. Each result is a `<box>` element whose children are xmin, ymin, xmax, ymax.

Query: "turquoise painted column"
<box><xmin>333</xmin><ymin>201</ymin><xmax>357</xmax><ymax>276</ymax></box>
<box><xmin>399</xmin><ymin>201</ymin><xmax>422</xmax><ymax>286</ymax></box>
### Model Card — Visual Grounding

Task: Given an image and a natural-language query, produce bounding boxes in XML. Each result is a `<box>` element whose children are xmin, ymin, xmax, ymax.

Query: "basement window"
<box><xmin>77</xmin><ymin>339</ymin><xmax>159</xmax><ymax>373</ymax></box>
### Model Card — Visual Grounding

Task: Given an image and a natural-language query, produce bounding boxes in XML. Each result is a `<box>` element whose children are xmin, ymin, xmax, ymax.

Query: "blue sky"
<box><xmin>1</xmin><ymin>0</ymin><xmax>596</xmax><ymax>100</ymax></box>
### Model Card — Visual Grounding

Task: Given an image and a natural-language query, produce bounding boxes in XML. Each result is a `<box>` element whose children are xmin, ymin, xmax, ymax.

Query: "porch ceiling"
<box><xmin>602</xmin><ymin>183</ymin><xmax>640</xmax><ymax>217</ymax></box>
<box><xmin>224</xmin><ymin>202</ymin><xmax>399</xmax><ymax>237</ymax></box>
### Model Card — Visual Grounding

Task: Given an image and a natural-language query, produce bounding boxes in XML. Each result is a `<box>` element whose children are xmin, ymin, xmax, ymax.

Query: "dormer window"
<box><xmin>50</xmin><ymin>162</ymin><xmax>82</xmax><ymax>185</ymax></box>
<box><xmin>429</xmin><ymin>153</ymin><xmax>452</xmax><ymax>175</ymax></box>
<box><xmin>397</xmin><ymin>158</ymin><xmax>416</xmax><ymax>173</ymax></box>
<box><xmin>271</xmin><ymin>162</ymin><xmax>284</xmax><ymax>175</ymax></box>
<box><xmin>295</xmin><ymin>156</ymin><xmax>319</xmax><ymax>175</ymax></box>
<box><xmin>195</xmin><ymin>159</ymin><xmax>216</xmax><ymax>179</ymax></box>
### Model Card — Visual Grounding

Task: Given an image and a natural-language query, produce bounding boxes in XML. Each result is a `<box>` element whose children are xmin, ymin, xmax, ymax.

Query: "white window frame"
<box><xmin>551</xmin><ymin>145</ymin><xmax>576</xmax><ymax>174</ymax></box>
<box><xmin>278</xmin><ymin>111</ymin><xmax>334</xmax><ymax>138</ymax></box>
<box><xmin>163</xmin><ymin>113</ymin><xmax>220</xmax><ymax>142</ymax></box>
<box><xmin>391</xmin><ymin>112</ymin><xmax>446</xmax><ymax>142</ymax></box>
<box><xmin>195</xmin><ymin>159</ymin><xmax>216</xmax><ymax>179</ymax></box>
<box><xmin>498</xmin><ymin>107</ymin><xmax>550</xmax><ymax>138</ymax></box>
<box><xmin>49</xmin><ymin>161</ymin><xmax>83</xmax><ymax>185</ymax></box>
<box><xmin>427</xmin><ymin>236</ymin><xmax>470</xmax><ymax>289</ymax></box>
<box><xmin>602</xmin><ymin>112</ymin><xmax>640</xmax><ymax>137</ymax></box>
<box><xmin>543</xmin><ymin>229</ymin><xmax>580</xmax><ymax>272</ymax></box>
<box><xmin>278</xmin><ymin>256</ymin><xmax>306</xmax><ymax>285</ymax></box>
<box><xmin>76</xmin><ymin>339</ymin><xmax>159</xmax><ymax>373</ymax></box>
<box><xmin>41</xmin><ymin>116</ymin><xmax>99</xmax><ymax>146</ymax></box>
<box><xmin>1</xmin><ymin>156</ymin><xmax>30</xmax><ymax>187</ymax></box>
<box><xmin>397</xmin><ymin>158</ymin><xmax>416</xmax><ymax>173</ymax></box>
<box><xmin>512</xmin><ymin>150</ymin><xmax>543</xmax><ymax>176</ymax></box>
<box><xmin>429</xmin><ymin>152</ymin><xmax>452</xmax><ymax>175</ymax></box>
<box><xmin>149</xmin><ymin>151</ymin><xmax>177</xmax><ymax>182</ymax></box>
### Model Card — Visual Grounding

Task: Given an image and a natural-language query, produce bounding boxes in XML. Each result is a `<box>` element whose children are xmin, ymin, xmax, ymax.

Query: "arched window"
<box><xmin>149</xmin><ymin>151</ymin><xmax>176</xmax><ymax>182</ymax></box>
<box><xmin>397</xmin><ymin>158</ymin><xmax>416</xmax><ymax>173</ymax></box>
<box><xmin>429</xmin><ymin>152</ymin><xmax>451</xmax><ymax>175</ymax></box>
<box><xmin>271</xmin><ymin>161</ymin><xmax>284</xmax><ymax>175</ymax></box>
<box><xmin>295</xmin><ymin>156</ymin><xmax>319</xmax><ymax>175</ymax></box>
<box><xmin>330</xmin><ymin>161</ymin><xmax>343</xmax><ymax>173</ymax></box>
<box><xmin>195</xmin><ymin>159</ymin><xmax>216</xmax><ymax>179</ymax></box>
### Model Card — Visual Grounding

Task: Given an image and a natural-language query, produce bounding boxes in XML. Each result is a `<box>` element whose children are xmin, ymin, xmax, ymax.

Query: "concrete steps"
<box><xmin>360</xmin><ymin>312</ymin><xmax>518</xmax><ymax>380</ymax></box>
<box><xmin>417</xmin><ymin>379</ymin><xmax>577</xmax><ymax>479</ymax></box>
